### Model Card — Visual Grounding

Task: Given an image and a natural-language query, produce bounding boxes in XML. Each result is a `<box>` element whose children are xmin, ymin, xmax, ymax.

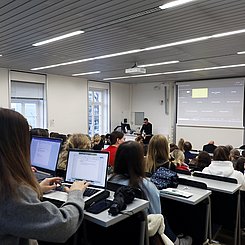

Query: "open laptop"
<box><xmin>30</xmin><ymin>136</ymin><xmax>62</xmax><ymax>181</ymax></box>
<box><xmin>44</xmin><ymin>149</ymin><xmax>109</xmax><ymax>208</ymax></box>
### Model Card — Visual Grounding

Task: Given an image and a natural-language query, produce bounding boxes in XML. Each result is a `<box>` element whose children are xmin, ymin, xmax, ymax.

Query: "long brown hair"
<box><xmin>113</xmin><ymin>141</ymin><xmax>145</xmax><ymax>188</ymax></box>
<box><xmin>145</xmin><ymin>134</ymin><xmax>170</xmax><ymax>172</ymax></box>
<box><xmin>0</xmin><ymin>108</ymin><xmax>41</xmax><ymax>200</ymax></box>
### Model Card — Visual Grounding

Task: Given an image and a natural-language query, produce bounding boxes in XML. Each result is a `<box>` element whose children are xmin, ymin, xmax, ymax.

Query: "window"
<box><xmin>11</xmin><ymin>81</ymin><xmax>45</xmax><ymax>128</ymax></box>
<box><xmin>88</xmin><ymin>82</ymin><xmax>109</xmax><ymax>136</ymax></box>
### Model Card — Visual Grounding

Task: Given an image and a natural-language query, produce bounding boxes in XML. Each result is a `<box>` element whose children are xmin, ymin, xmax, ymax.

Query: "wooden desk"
<box><xmin>160</xmin><ymin>184</ymin><xmax>211</xmax><ymax>245</ymax></box>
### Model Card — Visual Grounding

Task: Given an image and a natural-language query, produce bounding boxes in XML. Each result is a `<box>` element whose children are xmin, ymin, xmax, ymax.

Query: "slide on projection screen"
<box><xmin>176</xmin><ymin>79</ymin><xmax>244</xmax><ymax>128</ymax></box>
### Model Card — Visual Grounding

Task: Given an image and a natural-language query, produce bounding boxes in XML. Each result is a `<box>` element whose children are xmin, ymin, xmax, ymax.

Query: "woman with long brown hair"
<box><xmin>0</xmin><ymin>108</ymin><xmax>89</xmax><ymax>244</ymax></box>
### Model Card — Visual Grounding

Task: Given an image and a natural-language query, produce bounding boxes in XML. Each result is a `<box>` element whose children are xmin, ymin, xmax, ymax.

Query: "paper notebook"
<box><xmin>160</xmin><ymin>188</ymin><xmax>193</xmax><ymax>198</ymax></box>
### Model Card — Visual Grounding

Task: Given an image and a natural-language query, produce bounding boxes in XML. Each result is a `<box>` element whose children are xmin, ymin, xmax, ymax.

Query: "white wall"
<box><xmin>176</xmin><ymin>126</ymin><xmax>244</xmax><ymax>150</ymax></box>
<box><xmin>1</xmin><ymin>67</ymin><xmax>244</xmax><ymax>148</ymax></box>
<box><xmin>47</xmin><ymin>74</ymin><xmax>88</xmax><ymax>135</ymax></box>
<box><xmin>0</xmin><ymin>68</ymin><xmax>9</xmax><ymax>107</ymax></box>
<box><xmin>131</xmin><ymin>82</ymin><xmax>173</xmax><ymax>139</ymax></box>
<box><xmin>110</xmin><ymin>82</ymin><xmax>131</xmax><ymax>132</ymax></box>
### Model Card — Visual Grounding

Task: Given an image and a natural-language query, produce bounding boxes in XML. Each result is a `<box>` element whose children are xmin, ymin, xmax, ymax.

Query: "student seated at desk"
<box><xmin>202</xmin><ymin>140</ymin><xmax>217</xmax><ymax>154</ymax></box>
<box><xmin>109</xmin><ymin>141</ymin><xmax>192</xmax><ymax>245</ymax></box>
<box><xmin>57</xmin><ymin>133</ymin><xmax>91</xmax><ymax>171</ymax></box>
<box><xmin>102</xmin><ymin>131</ymin><xmax>125</xmax><ymax>168</ymax></box>
<box><xmin>202</xmin><ymin>146</ymin><xmax>245</xmax><ymax>190</ymax></box>
<box><xmin>0</xmin><ymin>108</ymin><xmax>89</xmax><ymax>244</ymax></box>
<box><xmin>171</xmin><ymin>149</ymin><xmax>191</xmax><ymax>173</ymax></box>
<box><xmin>183</xmin><ymin>141</ymin><xmax>196</xmax><ymax>164</ymax></box>
<box><xmin>190</xmin><ymin>151</ymin><xmax>211</xmax><ymax>172</ymax></box>
<box><xmin>145</xmin><ymin>134</ymin><xmax>176</xmax><ymax>176</ymax></box>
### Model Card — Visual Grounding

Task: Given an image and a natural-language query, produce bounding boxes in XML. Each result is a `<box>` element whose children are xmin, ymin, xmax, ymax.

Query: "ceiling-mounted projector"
<box><xmin>125</xmin><ymin>63</ymin><xmax>146</xmax><ymax>74</ymax></box>
<box><xmin>125</xmin><ymin>67</ymin><xmax>146</xmax><ymax>74</ymax></box>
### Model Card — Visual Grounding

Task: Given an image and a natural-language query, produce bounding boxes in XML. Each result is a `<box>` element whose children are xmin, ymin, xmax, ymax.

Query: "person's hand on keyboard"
<box><xmin>39</xmin><ymin>177</ymin><xmax>63</xmax><ymax>193</ymax></box>
<box><xmin>69</xmin><ymin>180</ymin><xmax>90</xmax><ymax>195</ymax></box>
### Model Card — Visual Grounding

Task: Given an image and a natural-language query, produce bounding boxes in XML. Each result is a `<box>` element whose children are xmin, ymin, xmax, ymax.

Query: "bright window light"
<box><xmin>31</xmin><ymin>28</ymin><xmax>245</xmax><ymax>71</ymax></box>
<box><xmin>0</xmin><ymin>54</ymin><xmax>2</xmax><ymax>57</ymax></box>
<box><xmin>159</xmin><ymin>0</ymin><xmax>198</xmax><ymax>10</ymax></box>
<box><xmin>32</xmin><ymin>30</ymin><xmax>84</xmax><ymax>46</ymax></box>
<box><xmin>138</xmin><ymin>60</ymin><xmax>179</xmax><ymax>67</ymax></box>
<box><xmin>103</xmin><ymin>64</ymin><xmax>245</xmax><ymax>81</ymax></box>
<box><xmin>72</xmin><ymin>71</ymin><xmax>101</xmax><ymax>76</ymax></box>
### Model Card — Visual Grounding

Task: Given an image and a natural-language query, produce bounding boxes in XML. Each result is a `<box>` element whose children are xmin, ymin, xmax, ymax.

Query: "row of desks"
<box><xmin>44</xmin><ymin>173</ymin><xmax>241</xmax><ymax>245</ymax></box>
<box><xmin>160</xmin><ymin>173</ymin><xmax>241</xmax><ymax>245</ymax></box>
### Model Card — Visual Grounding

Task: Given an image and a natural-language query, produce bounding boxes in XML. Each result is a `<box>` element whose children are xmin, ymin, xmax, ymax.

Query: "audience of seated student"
<box><xmin>57</xmin><ymin>133</ymin><xmax>91</xmax><ymax>171</ymax></box>
<box><xmin>177</xmin><ymin>138</ymin><xmax>185</xmax><ymax>152</ymax></box>
<box><xmin>0</xmin><ymin>108</ymin><xmax>89</xmax><ymax>244</ymax></box>
<box><xmin>170</xmin><ymin>143</ymin><xmax>179</xmax><ymax>153</ymax></box>
<box><xmin>50</xmin><ymin>131</ymin><xmax>67</xmax><ymax>145</ymax></box>
<box><xmin>229</xmin><ymin>148</ymin><xmax>241</xmax><ymax>169</ymax></box>
<box><xmin>183</xmin><ymin>141</ymin><xmax>196</xmax><ymax>164</ymax></box>
<box><xmin>135</xmin><ymin>135</ymin><xmax>144</xmax><ymax>144</ymax></box>
<box><xmin>102</xmin><ymin>131</ymin><xmax>124</xmax><ymax>168</ymax></box>
<box><xmin>145</xmin><ymin>134</ymin><xmax>176</xmax><ymax>176</ymax></box>
<box><xmin>225</xmin><ymin>144</ymin><xmax>233</xmax><ymax>153</ymax></box>
<box><xmin>234</xmin><ymin>157</ymin><xmax>245</xmax><ymax>174</ymax></box>
<box><xmin>30</xmin><ymin>127</ymin><xmax>49</xmax><ymax>139</ymax></box>
<box><xmin>242</xmin><ymin>150</ymin><xmax>245</xmax><ymax>158</ymax></box>
<box><xmin>104</xmin><ymin>133</ymin><xmax>111</xmax><ymax>145</ymax></box>
<box><xmin>193</xmin><ymin>151</ymin><xmax>212</xmax><ymax>171</ymax></box>
<box><xmin>202</xmin><ymin>146</ymin><xmax>245</xmax><ymax>190</ymax></box>
<box><xmin>171</xmin><ymin>149</ymin><xmax>190</xmax><ymax>173</ymax></box>
<box><xmin>109</xmin><ymin>141</ymin><xmax>192</xmax><ymax>245</ymax></box>
<box><xmin>92</xmin><ymin>134</ymin><xmax>104</xmax><ymax>150</ymax></box>
<box><xmin>135</xmin><ymin>135</ymin><xmax>148</xmax><ymax>156</ymax></box>
<box><xmin>202</xmin><ymin>140</ymin><xmax>217</xmax><ymax>154</ymax></box>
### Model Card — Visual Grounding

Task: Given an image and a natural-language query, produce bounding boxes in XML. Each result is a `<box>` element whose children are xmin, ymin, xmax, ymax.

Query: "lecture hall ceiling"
<box><xmin>0</xmin><ymin>0</ymin><xmax>245</xmax><ymax>83</ymax></box>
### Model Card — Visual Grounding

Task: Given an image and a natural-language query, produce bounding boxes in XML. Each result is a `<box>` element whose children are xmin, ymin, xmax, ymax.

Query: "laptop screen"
<box><xmin>65</xmin><ymin>149</ymin><xmax>109</xmax><ymax>188</ymax></box>
<box><xmin>30</xmin><ymin>136</ymin><xmax>62</xmax><ymax>173</ymax></box>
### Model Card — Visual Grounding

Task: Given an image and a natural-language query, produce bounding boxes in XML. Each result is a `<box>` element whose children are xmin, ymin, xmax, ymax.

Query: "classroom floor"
<box><xmin>209</xmin><ymin>227</ymin><xmax>245</xmax><ymax>245</ymax></box>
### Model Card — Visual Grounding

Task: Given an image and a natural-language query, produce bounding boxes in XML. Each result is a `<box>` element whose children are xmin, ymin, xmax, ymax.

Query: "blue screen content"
<box><xmin>30</xmin><ymin>137</ymin><xmax>61</xmax><ymax>171</ymax></box>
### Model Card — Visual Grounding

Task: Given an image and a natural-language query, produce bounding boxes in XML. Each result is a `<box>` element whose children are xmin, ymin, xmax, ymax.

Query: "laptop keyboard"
<box><xmin>84</xmin><ymin>187</ymin><xmax>100</xmax><ymax>197</ymax></box>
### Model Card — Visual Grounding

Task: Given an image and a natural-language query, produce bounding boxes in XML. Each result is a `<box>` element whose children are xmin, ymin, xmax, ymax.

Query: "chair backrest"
<box><xmin>107</xmin><ymin>181</ymin><xmax>144</xmax><ymax>199</ymax></box>
<box><xmin>175</xmin><ymin>169</ymin><xmax>191</xmax><ymax>175</ymax></box>
<box><xmin>192</xmin><ymin>171</ymin><xmax>238</xmax><ymax>183</ymax></box>
<box><xmin>178</xmin><ymin>177</ymin><xmax>207</xmax><ymax>189</ymax></box>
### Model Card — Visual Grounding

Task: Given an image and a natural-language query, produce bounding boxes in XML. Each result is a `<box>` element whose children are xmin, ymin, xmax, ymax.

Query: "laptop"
<box><xmin>30</xmin><ymin>136</ymin><xmax>62</xmax><ymax>181</ymax></box>
<box><xmin>44</xmin><ymin>149</ymin><xmax>109</xmax><ymax>208</ymax></box>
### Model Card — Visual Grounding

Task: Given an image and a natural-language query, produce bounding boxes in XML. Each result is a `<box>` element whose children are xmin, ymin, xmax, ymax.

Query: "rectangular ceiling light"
<box><xmin>138</xmin><ymin>60</ymin><xmax>179</xmax><ymax>67</ymax></box>
<box><xmin>159</xmin><ymin>0</ymin><xmax>198</xmax><ymax>10</ymax></box>
<box><xmin>31</xmin><ymin>28</ymin><xmax>245</xmax><ymax>71</ymax></box>
<box><xmin>72</xmin><ymin>71</ymin><xmax>101</xmax><ymax>76</ymax></box>
<box><xmin>237</xmin><ymin>51</ymin><xmax>245</xmax><ymax>55</ymax></box>
<box><xmin>32</xmin><ymin>30</ymin><xmax>84</xmax><ymax>46</ymax></box>
<box><xmin>103</xmin><ymin>63</ymin><xmax>245</xmax><ymax>81</ymax></box>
